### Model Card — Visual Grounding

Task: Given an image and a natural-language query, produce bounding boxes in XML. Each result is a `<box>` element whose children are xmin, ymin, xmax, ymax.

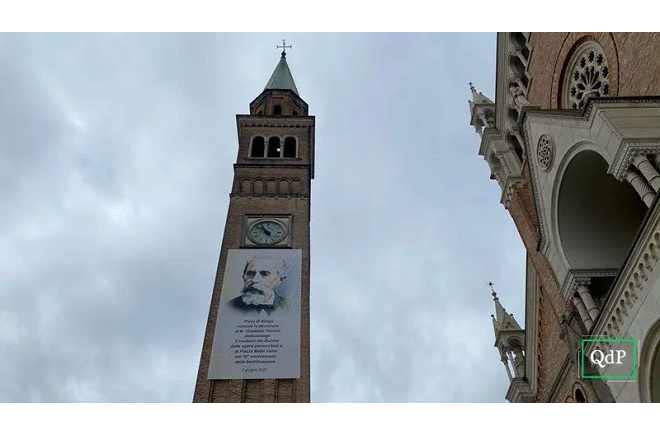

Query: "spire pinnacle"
<box><xmin>489</xmin><ymin>282</ymin><xmax>522</xmax><ymax>332</ymax></box>
<box><xmin>264</xmin><ymin>44</ymin><xmax>299</xmax><ymax>95</ymax></box>
<box><xmin>469</xmin><ymin>82</ymin><xmax>493</xmax><ymax>104</ymax></box>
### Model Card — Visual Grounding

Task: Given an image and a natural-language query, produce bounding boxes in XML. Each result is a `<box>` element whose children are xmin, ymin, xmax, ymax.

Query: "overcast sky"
<box><xmin>0</xmin><ymin>33</ymin><xmax>527</xmax><ymax>403</ymax></box>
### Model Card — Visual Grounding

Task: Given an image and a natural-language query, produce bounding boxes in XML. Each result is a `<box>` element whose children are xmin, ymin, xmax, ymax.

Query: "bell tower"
<box><xmin>193</xmin><ymin>43</ymin><xmax>314</xmax><ymax>403</ymax></box>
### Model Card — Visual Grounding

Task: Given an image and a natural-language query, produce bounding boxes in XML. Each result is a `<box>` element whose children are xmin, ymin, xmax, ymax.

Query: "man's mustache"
<box><xmin>242</xmin><ymin>284</ymin><xmax>266</xmax><ymax>295</ymax></box>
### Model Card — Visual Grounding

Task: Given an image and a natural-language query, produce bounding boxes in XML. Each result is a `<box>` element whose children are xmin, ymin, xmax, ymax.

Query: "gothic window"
<box><xmin>563</xmin><ymin>41</ymin><xmax>610</xmax><ymax>110</ymax></box>
<box><xmin>250</xmin><ymin>136</ymin><xmax>265</xmax><ymax>157</ymax></box>
<box><xmin>273</xmin><ymin>104</ymin><xmax>282</xmax><ymax>115</ymax></box>
<box><xmin>283</xmin><ymin>137</ymin><xmax>297</xmax><ymax>158</ymax></box>
<box><xmin>267</xmin><ymin>136</ymin><xmax>281</xmax><ymax>157</ymax></box>
<box><xmin>575</xmin><ymin>388</ymin><xmax>586</xmax><ymax>403</ymax></box>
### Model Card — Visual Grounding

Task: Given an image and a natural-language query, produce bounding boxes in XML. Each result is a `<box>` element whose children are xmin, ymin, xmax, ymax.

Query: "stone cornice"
<box><xmin>478</xmin><ymin>128</ymin><xmax>503</xmax><ymax>157</ymax></box>
<box><xmin>236</xmin><ymin>114</ymin><xmax>315</xmax><ymax>129</ymax></box>
<box><xmin>229</xmin><ymin>193</ymin><xmax>309</xmax><ymax>200</ymax></box>
<box><xmin>609</xmin><ymin>140</ymin><xmax>660</xmax><ymax>181</ymax></box>
<box><xmin>559</xmin><ymin>269</ymin><xmax>620</xmax><ymax>300</ymax></box>
<box><xmin>522</xmin><ymin>116</ymin><xmax>548</xmax><ymax>251</ymax></box>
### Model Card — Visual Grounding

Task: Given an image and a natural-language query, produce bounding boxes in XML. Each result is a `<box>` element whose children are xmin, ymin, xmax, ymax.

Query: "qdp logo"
<box><xmin>581</xmin><ymin>339</ymin><xmax>637</xmax><ymax>380</ymax></box>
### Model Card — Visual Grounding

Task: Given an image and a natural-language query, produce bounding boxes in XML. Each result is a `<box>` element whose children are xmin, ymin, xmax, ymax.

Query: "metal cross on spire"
<box><xmin>277</xmin><ymin>39</ymin><xmax>292</xmax><ymax>57</ymax></box>
<box><xmin>488</xmin><ymin>281</ymin><xmax>498</xmax><ymax>298</ymax></box>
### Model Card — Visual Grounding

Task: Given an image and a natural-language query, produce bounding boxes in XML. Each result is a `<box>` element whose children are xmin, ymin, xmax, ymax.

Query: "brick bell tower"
<box><xmin>193</xmin><ymin>42</ymin><xmax>314</xmax><ymax>403</ymax></box>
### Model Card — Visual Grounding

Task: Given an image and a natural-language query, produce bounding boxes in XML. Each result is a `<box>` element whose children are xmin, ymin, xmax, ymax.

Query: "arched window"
<box><xmin>267</xmin><ymin>137</ymin><xmax>281</xmax><ymax>158</ymax></box>
<box><xmin>251</xmin><ymin>136</ymin><xmax>265</xmax><ymax>157</ymax></box>
<box><xmin>283</xmin><ymin>137</ymin><xmax>297</xmax><ymax>158</ymax></box>
<box><xmin>575</xmin><ymin>388</ymin><xmax>586</xmax><ymax>403</ymax></box>
<box><xmin>273</xmin><ymin>105</ymin><xmax>282</xmax><ymax>115</ymax></box>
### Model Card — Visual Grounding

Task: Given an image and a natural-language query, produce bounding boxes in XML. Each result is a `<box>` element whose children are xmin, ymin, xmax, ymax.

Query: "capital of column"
<box><xmin>631</xmin><ymin>154</ymin><xmax>660</xmax><ymax>192</ymax></box>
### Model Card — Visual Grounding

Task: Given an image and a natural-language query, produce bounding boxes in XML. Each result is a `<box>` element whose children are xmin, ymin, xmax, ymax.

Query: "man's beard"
<box><xmin>240</xmin><ymin>285</ymin><xmax>274</xmax><ymax>305</ymax></box>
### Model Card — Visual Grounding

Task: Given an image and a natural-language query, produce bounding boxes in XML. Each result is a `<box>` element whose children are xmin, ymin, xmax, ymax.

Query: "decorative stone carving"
<box><xmin>537</xmin><ymin>134</ymin><xmax>554</xmax><ymax>171</ymax></box>
<box><xmin>563</xmin><ymin>41</ymin><xmax>610</xmax><ymax>110</ymax></box>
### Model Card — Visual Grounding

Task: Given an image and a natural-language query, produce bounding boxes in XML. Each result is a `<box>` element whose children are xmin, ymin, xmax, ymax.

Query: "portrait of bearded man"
<box><xmin>229</xmin><ymin>254</ymin><xmax>290</xmax><ymax>315</ymax></box>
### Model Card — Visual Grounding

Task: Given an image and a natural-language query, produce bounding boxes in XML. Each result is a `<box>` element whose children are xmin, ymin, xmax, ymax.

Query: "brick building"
<box><xmin>470</xmin><ymin>32</ymin><xmax>660</xmax><ymax>402</ymax></box>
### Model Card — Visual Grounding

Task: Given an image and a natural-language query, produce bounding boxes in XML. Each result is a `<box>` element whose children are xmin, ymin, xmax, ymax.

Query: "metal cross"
<box><xmin>488</xmin><ymin>281</ymin><xmax>495</xmax><ymax>292</ymax></box>
<box><xmin>277</xmin><ymin>39</ymin><xmax>292</xmax><ymax>55</ymax></box>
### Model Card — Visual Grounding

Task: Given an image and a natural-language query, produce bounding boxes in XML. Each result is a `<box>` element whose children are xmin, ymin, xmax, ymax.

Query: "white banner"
<box><xmin>208</xmin><ymin>249</ymin><xmax>302</xmax><ymax>379</ymax></box>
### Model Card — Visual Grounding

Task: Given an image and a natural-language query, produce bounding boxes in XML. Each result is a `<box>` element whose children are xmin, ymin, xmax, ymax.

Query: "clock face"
<box><xmin>248</xmin><ymin>220</ymin><xmax>286</xmax><ymax>246</ymax></box>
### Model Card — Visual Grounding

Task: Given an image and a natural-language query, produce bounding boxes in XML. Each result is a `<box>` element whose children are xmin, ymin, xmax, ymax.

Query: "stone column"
<box><xmin>572</xmin><ymin>294</ymin><xmax>594</xmax><ymax>332</ymax></box>
<box><xmin>625</xmin><ymin>169</ymin><xmax>655</xmax><ymax>207</ymax></box>
<box><xmin>577</xmin><ymin>283</ymin><xmax>599</xmax><ymax>322</ymax></box>
<box><xmin>631</xmin><ymin>154</ymin><xmax>660</xmax><ymax>192</ymax></box>
<box><xmin>501</xmin><ymin>355</ymin><xmax>513</xmax><ymax>381</ymax></box>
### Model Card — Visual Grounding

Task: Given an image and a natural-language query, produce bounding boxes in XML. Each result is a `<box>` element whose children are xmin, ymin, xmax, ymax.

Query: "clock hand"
<box><xmin>259</xmin><ymin>224</ymin><xmax>271</xmax><ymax>236</ymax></box>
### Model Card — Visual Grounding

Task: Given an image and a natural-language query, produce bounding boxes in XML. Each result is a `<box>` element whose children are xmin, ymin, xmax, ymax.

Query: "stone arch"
<box><xmin>278</xmin><ymin>179</ymin><xmax>290</xmax><ymax>195</ymax></box>
<box><xmin>266</xmin><ymin>179</ymin><xmax>277</xmax><ymax>194</ymax></box>
<box><xmin>267</xmin><ymin>137</ymin><xmax>281</xmax><ymax>158</ymax></box>
<box><xmin>551</xmin><ymin>33</ymin><xmax>619</xmax><ymax>109</ymax></box>
<box><xmin>240</xmin><ymin>178</ymin><xmax>251</xmax><ymax>194</ymax></box>
<box><xmin>639</xmin><ymin>318</ymin><xmax>660</xmax><ymax>402</ymax></box>
<box><xmin>250</xmin><ymin>136</ymin><xmax>265</xmax><ymax>158</ymax></box>
<box><xmin>291</xmin><ymin>178</ymin><xmax>303</xmax><ymax>195</ymax></box>
<box><xmin>283</xmin><ymin>136</ymin><xmax>297</xmax><ymax>158</ymax></box>
<box><xmin>552</xmin><ymin>143</ymin><xmax>646</xmax><ymax>271</ymax></box>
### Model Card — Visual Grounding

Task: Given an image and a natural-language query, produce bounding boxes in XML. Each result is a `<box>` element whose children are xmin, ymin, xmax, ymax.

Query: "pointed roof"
<box><xmin>469</xmin><ymin>82</ymin><xmax>494</xmax><ymax>105</ymax></box>
<box><xmin>490</xmin><ymin>285</ymin><xmax>521</xmax><ymax>333</ymax></box>
<box><xmin>264</xmin><ymin>52</ymin><xmax>299</xmax><ymax>95</ymax></box>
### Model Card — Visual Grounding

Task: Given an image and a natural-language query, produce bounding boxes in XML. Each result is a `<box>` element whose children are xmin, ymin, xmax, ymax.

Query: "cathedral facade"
<box><xmin>470</xmin><ymin>33</ymin><xmax>660</xmax><ymax>402</ymax></box>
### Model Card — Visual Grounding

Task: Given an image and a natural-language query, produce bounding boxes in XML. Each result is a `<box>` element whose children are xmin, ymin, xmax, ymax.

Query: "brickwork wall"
<box><xmin>527</xmin><ymin>32</ymin><xmax>660</xmax><ymax>110</ymax></box>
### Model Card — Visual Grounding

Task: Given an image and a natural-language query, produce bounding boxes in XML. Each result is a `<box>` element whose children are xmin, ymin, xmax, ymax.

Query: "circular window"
<box><xmin>537</xmin><ymin>134</ymin><xmax>554</xmax><ymax>171</ymax></box>
<box><xmin>562</xmin><ymin>41</ymin><xmax>610</xmax><ymax>110</ymax></box>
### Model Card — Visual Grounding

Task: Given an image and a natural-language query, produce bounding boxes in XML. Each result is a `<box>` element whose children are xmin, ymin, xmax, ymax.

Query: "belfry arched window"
<box><xmin>283</xmin><ymin>137</ymin><xmax>297</xmax><ymax>158</ymax></box>
<box><xmin>250</xmin><ymin>136</ymin><xmax>265</xmax><ymax>157</ymax></box>
<box><xmin>267</xmin><ymin>137</ymin><xmax>281</xmax><ymax>157</ymax></box>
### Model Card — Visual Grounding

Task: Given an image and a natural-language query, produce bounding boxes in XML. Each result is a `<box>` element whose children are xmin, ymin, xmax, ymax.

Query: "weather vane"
<box><xmin>488</xmin><ymin>281</ymin><xmax>497</xmax><ymax>297</ymax></box>
<box><xmin>277</xmin><ymin>39</ymin><xmax>292</xmax><ymax>56</ymax></box>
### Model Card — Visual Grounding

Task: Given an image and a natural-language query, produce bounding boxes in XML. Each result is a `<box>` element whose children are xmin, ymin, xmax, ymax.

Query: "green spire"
<box><xmin>264</xmin><ymin>52</ymin><xmax>299</xmax><ymax>95</ymax></box>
